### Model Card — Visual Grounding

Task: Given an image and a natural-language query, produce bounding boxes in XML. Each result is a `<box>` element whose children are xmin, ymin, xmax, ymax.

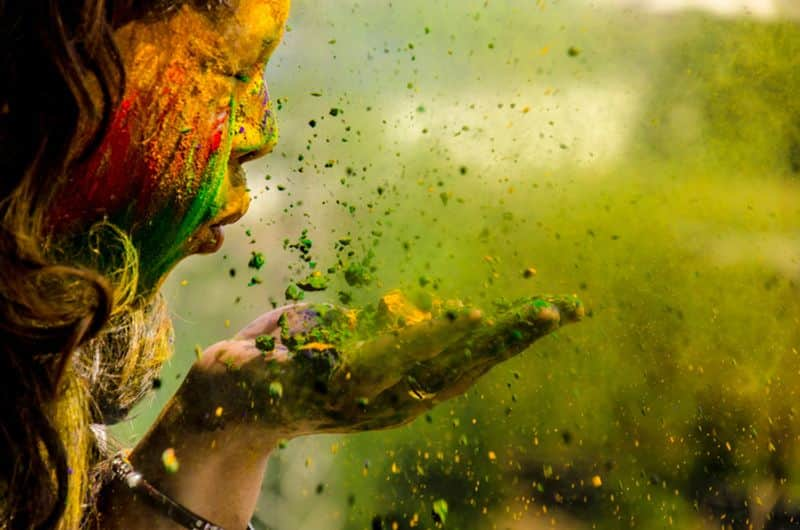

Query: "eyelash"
<box><xmin>233</xmin><ymin>71</ymin><xmax>250</xmax><ymax>83</ymax></box>
<box><xmin>199</xmin><ymin>59</ymin><xmax>249</xmax><ymax>83</ymax></box>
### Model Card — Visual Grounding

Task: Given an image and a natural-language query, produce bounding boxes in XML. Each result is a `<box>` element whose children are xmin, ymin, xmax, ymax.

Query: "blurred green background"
<box><xmin>113</xmin><ymin>1</ymin><xmax>800</xmax><ymax>528</ymax></box>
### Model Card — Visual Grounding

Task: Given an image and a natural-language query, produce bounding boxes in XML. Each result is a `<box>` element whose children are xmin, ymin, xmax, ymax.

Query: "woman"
<box><xmin>0</xmin><ymin>1</ymin><xmax>583</xmax><ymax>529</ymax></box>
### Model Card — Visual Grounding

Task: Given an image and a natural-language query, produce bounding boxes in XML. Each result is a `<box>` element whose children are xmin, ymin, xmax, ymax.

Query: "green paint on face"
<box><xmin>125</xmin><ymin>100</ymin><xmax>236</xmax><ymax>293</ymax></box>
<box><xmin>135</xmin><ymin>158</ymin><xmax>226</xmax><ymax>289</ymax></box>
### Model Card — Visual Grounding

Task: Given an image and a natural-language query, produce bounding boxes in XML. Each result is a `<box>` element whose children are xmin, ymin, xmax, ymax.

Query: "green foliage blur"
<box><xmin>113</xmin><ymin>1</ymin><xmax>800</xmax><ymax>528</ymax></box>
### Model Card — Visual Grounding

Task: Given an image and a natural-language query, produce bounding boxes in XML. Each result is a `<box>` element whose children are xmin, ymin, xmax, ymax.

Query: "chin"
<box><xmin>188</xmin><ymin>223</ymin><xmax>227</xmax><ymax>255</ymax></box>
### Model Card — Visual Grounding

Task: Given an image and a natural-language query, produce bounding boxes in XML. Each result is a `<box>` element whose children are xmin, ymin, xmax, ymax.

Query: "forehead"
<box><xmin>214</xmin><ymin>0</ymin><xmax>290</xmax><ymax>67</ymax></box>
<box><xmin>125</xmin><ymin>0</ymin><xmax>290</xmax><ymax>72</ymax></box>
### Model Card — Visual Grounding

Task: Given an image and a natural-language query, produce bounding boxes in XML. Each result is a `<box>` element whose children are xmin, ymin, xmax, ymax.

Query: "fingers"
<box><xmin>328</xmin><ymin>294</ymin><xmax>581</xmax><ymax>424</ymax></box>
<box><xmin>193</xmin><ymin>339</ymin><xmax>261</xmax><ymax>371</ymax></box>
<box><xmin>400</xmin><ymin>295</ymin><xmax>584</xmax><ymax>398</ymax></box>
<box><xmin>335</xmin><ymin>305</ymin><xmax>483</xmax><ymax>396</ymax></box>
<box><xmin>234</xmin><ymin>303</ymin><xmax>310</xmax><ymax>340</ymax></box>
<box><xmin>544</xmin><ymin>294</ymin><xmax>585</xmax><ymax>324</ymax></box>
<box><xmin>342</xmin><ymin>295</ymin><xmax>584</xmax><ymax>426</ymax></box>
<box><xmin>476</xmin><ymin>294</ymin><xmax>583</xmax><ymax>362</ymax></box>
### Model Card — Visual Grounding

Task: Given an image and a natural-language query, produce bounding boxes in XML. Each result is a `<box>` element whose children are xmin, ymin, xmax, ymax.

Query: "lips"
<box><xmin>196</xmin><ymin>225</ymin><xmax>225</xmax><ymax>254</ymax></box>
<box><xmin>192</xmin><ymin>164</ymin><xmax>250</xmax><ymax>255</ymax></box>
<box><xmin>195</xmin><ymin>208</ymin><xmax>247</xmax><ymax>254</ymax></box>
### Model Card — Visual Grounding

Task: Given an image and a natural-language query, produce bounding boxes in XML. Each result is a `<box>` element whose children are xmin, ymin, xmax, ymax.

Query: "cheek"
<box><xmin>52</xmin><ymin>71</ymin><xmax>234</xmax><ymax>233</ymax></box>
<box><xmin>139</xmin><ymin>98</ymin><xmax>231</xmax><ymax>220</ymax></box>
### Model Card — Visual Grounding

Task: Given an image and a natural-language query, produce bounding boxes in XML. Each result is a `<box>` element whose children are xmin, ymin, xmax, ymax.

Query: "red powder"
<box><xmin>210</xmin><ymin>129</ymin><xmax>223</xmax><ymax>152</ymax></box>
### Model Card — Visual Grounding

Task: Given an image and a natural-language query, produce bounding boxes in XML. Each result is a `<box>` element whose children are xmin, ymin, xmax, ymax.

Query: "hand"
<box><xmin>174</xmin><ymin>290</ymin><xmax>584</xmax><ymax>438</ymax></box>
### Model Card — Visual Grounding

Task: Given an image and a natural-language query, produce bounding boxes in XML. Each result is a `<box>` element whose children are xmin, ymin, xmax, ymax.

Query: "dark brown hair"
<box><xmin>0</xmin><ymin>2</ymin><xmax>236</xmax><ymax>527</ymax></box>
<box><xmin>0</xmin><ymin>1</ymin><xmax>144</xmax><ymax>528</ymax></box>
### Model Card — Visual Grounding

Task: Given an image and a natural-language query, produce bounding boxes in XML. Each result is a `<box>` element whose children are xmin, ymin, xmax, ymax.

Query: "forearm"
<box><xmin>98</xmin><ymin>401</ymin><xmax>279</xmax><ymax>530</ymax></box>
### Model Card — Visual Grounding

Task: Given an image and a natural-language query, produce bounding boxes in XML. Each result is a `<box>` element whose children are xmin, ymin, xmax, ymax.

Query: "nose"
<box><xmin>230</xmin><ymin>64</ymin><xmax>278</xmax><ymax>164</ymax></box>
<box><xmin>236</xmin><ymin>140</ymin><xmax>276</xmax><ymax>164</ymax></box>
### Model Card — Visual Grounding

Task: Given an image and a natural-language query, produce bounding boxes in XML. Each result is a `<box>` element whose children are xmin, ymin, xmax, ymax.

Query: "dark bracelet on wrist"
<box><xmin>111</xmin><ymin>452</ymin><xmax>254</xmax><ymax>530</ymax></box>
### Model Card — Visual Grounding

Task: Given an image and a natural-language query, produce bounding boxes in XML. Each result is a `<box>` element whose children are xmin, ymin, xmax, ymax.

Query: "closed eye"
<box><xmin>198</xmin><ymin>57</ymin><xmax>251</xmax><ymax>83</ymax></box>
<box><xmin>233</xmin><ymin>71</ymin><xmax>251</xmax><ymax>83</ymax></box>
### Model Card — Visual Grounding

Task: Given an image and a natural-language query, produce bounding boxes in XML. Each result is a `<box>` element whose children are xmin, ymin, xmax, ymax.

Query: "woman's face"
<box><xmin>52</xmin><ymin>0</ymin><xmax>290</xmax><ymax>291</ymax></box>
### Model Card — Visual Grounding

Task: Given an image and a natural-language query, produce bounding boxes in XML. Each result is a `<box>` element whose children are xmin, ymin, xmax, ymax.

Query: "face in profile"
<box><xmin>51</xmin><ymin>0</ymin><xmax>290</xmax><ymax>292</ymax></box>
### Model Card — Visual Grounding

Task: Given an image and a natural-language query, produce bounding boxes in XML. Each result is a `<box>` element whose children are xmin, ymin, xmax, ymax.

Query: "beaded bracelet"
<box><xmin>111</xmin><ymin>452</ymin><xmax>254</xmax><ymax>530</ymax></box>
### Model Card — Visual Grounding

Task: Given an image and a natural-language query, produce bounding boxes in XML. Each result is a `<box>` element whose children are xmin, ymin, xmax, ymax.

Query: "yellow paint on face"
<box><xmin>227</xmin><ymin>0</ymin><xmax>291</xmax><ymax>68</ymax></box>
<box><xmin>57</xmin><ymin>0</ymin><xmax>291</xmax><ymax>292</ymax></box>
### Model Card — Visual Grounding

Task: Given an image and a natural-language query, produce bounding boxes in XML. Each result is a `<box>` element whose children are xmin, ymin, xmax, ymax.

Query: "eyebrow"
<box><xmin>134</xmin><ymin>0</ymin><xmax>234</xmax><ymax>23</ymax></box>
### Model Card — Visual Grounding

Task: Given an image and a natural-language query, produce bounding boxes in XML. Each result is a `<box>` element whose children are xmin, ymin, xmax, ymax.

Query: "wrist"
<box><xmin>109</xmin><ymin>396</ymin><xmax>282</xmax><ymax>530</ymax></box>
<box><xmin>130</xmin><ymin>392</ymin><xmax>282</xmax><ymax>486</ymax></box>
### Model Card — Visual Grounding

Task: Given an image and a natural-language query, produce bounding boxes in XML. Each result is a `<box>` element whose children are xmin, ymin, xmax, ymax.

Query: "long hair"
<box><xmin>0</xmin><ymin>1</ymin><xmax>165</xmax><ymax>528</ymax></box>
<box><xmin>0</xmin><ymin>2</ymin><xmax>235</xmax><ymax>527</ymax></box>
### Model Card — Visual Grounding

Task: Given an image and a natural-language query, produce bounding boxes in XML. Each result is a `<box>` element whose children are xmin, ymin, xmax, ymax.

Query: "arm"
<box><xmin>98</xmin><ymin>389</ymin><xmax>280</xmax><ymax>530</ymax></box>
<box><xmin>98</xmin><ymin>291</ymin><xmax>583</xmax><ymax>529</ymax></box>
